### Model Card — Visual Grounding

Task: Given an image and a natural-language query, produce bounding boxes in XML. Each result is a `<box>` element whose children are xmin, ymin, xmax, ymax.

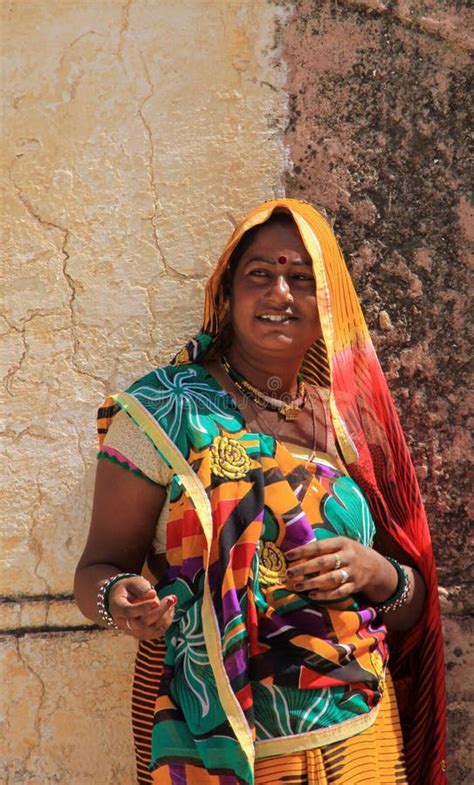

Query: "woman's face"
<box><xmin>228</xmin><ymin>220</ymin><xmax>321</xmax><ymax>362</ymax></box>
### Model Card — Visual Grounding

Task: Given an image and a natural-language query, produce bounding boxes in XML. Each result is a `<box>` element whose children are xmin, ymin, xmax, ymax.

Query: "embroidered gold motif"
<box><xmin>209</xmin><ymin>436</ymin><xmax>250</xmax><ymax>480</ymax></box>
<box><xmin>258</xmin><ymin>541</ymin><xmax>287</xmax><ymax>585</ymax></box>
<box><xmin>174</xmin><ymin>346</ymin><xmax>190</xmax><ymax>365</ymax></box>
<box><xmin>370</xmin><ymin>651</ymin><xmax>386</xmax><ymax>694</ymax></box>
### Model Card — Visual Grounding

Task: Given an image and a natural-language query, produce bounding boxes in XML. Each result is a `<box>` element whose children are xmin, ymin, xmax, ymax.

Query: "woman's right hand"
<box><xmin>108</xmin><ymin>575</ymin><xmax>177</xmax><ymax>640</ymax></box>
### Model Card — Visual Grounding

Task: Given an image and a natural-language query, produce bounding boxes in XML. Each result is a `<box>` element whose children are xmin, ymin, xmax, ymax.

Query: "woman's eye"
<box><xmin>249</xmin><ymin>269</ymin><xmax>270</xmax><ymax>278</ymax></box>
<box><xmin>292</xmin><ymin>274</ymin><xmax>314</xmax><ymax>282</ymax></box>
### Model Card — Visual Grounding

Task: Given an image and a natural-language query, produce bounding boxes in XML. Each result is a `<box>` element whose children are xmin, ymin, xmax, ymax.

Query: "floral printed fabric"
<box><xmin>130</xmin><ymin>364</ymin><xmax>240</xmax><ymax>457</ymax></box>
<box><xmin>117</xmin><ymin>363</ymin><xmax>389</xmax><ymax>784</ymax></box>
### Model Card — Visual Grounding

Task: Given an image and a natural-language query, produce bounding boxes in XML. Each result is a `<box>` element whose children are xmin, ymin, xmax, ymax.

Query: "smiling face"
<box><xmin>228</xmin><ymin>218</ymin><xmax>321</xmax><ymax>365</ymax></box>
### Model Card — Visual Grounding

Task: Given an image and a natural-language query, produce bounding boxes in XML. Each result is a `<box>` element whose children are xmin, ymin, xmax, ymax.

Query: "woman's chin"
<box><xmin>233</xmin><ymin>324</ymin><xmax>313</xmax><ymax>360</ymax></box>
<box><xmin>256</xmin><ymin>333</ymin><xmax>303</xmax><ymax>354</ymax></box>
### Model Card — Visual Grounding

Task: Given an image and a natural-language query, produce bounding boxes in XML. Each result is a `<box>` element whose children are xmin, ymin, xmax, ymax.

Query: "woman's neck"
<box><xmin>226</xmin><ymin>345</ymin><xmax>302</xmax><ymax>395</ymax></box>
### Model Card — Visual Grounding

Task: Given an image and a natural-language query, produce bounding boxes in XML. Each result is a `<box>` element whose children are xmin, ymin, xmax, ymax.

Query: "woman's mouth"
<box><xmin>257</xmin><ymin>313</ymin><xmax>297</xmax><ymax>324</ymax></box>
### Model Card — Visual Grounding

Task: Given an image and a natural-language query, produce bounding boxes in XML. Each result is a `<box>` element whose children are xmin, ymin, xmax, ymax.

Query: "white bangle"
<box><xmin>96</xmin><ymin>572</ymin><xmax>138</xmax><ymax>628</ymax></box>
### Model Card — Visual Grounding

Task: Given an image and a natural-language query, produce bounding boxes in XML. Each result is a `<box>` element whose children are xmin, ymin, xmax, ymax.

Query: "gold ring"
<box><xmin>340</xmin><ymin>569</ymin><xmax>350</xmax><ymax>585</ymax></box>
<box><xmin>334</xmin><ymin>554</ymin><xmax>342</xmax><ymax>570</ymax></box>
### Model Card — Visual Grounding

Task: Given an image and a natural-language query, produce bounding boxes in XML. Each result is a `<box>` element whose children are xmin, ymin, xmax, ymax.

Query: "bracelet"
<box><xmin>96</xmin><ymin>572</ymin><xmax>138</xmax><ymax>628</ymax></box>
<box><xmin>374</xmin><ymin>558</ymin><xmax>411</xmax><ymax>613</ymax></box>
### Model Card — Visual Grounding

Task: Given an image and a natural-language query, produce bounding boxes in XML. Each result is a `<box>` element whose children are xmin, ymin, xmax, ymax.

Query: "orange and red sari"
<box><xmin>98</xmin><ymin>199</ymin><xmax>445</xmax><ymax>784</ymax></box>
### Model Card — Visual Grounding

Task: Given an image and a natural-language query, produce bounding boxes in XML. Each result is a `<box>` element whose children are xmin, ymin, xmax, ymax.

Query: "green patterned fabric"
<box><xmin>107</xmin><ymin>363</ymin><xmax>388</xmax><ymax>783</ymax></box>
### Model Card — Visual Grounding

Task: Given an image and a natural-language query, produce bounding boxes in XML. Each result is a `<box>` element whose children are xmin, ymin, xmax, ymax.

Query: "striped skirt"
<box><xmin>132</xmin><ymin>640</ymin><xmax>407</xmax><ymax>785</ymax></box>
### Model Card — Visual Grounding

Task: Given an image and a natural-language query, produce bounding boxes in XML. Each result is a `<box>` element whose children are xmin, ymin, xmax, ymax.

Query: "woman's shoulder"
<box><xmin>123</xmin><ymin>360</ymin><xmax>242</xmax><ymax>456</ymax></box>
<box><xmin>124</xmin><ymin>361</ymin><xmax>231</xmax><ymax>426</ymax></box>
<box><xmin>97</xmin><ymin>363</ymin><xmax>199</xmax><ymax>444</ymax></box>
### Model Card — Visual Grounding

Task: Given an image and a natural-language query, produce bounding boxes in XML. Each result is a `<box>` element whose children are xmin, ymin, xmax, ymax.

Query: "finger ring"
<box><xmin>339</xmin><ymin>569</ymin><xmax>350</xmax><ymax>585</ymax></box>
<box><xmin>126</xmin><ymin>618</ymin><xmax>132</xmax><ymax>631</ymax></box>
<box><xmin>334</xmin><ymin>554</ymin><xmax>342</xmax><ymax>570</ymax></box>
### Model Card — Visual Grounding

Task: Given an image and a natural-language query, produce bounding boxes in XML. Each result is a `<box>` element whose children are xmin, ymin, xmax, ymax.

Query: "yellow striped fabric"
<box><xmin>132</xmin><ymin>639</ymin><xmax>407</xmax><ymax>785</ymax></box>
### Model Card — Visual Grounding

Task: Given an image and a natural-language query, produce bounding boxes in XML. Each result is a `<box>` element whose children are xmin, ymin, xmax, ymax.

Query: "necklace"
<box><xmin>216</xmin><ymin>358</ymin><xmax>320</xmax><ymax>462</ymax></box>
<box><xmin>255</xmin><ymin>391</ymin><xmax>319</xmax><ymax>458</ymax></box>
<box><xmin>221</xmin><ymin>356</ymin><xmax>306</xmax><ymax>421</ymax></box>
<box><xmin>234</xmin><ymin>377</ymin><xmax>319</xmax><ymax>459</ymax></box>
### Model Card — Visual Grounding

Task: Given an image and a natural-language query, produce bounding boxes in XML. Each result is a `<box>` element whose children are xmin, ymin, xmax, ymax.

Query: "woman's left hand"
<box><xmin>108</xmin><ymin>576</ymin><xmax>177</xmax><ymax>640</ymax></box>
<box><xmin>285</xmin><ymin>536</ymin><xmax>398</xmax><ymax>603</ymax></box>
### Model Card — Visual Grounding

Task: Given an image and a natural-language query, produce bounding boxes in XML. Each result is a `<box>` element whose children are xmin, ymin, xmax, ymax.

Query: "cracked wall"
<box><xmin>1</xmin><ymin>1</ymin><xmax>288</xmax><ymax>782</ymax></box>
<box><xmin>282</xmin><ymin>1</ymin><xmax>473</xmax><ymax>781</ymax></box>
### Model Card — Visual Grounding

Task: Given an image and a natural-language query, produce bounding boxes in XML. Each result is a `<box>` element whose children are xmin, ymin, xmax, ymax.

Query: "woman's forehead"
<box><xmin>239</xmin><ymin>221</ymin><xmax>310</xmax><ymax>259</ymax></box>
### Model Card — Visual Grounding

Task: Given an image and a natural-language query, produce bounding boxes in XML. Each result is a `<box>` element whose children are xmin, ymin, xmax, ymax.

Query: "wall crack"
<box><xmin>8</xmin><ymin>165</ymin><xmax>107</xmax><ymax>388</ymax></box>
<box><xmin>136</xmin><ymin>51</ymin><xmax>188</xmax><ymax>281</ymax></box>
<box><xmin>14</xmin><ymin>638</ymin><xmax>46</xmax><ymax>775</ymax></box>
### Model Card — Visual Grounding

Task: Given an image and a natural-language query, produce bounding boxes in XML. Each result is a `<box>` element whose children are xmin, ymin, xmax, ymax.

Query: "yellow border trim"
<box><xmin>112</xmin><ymin>392</ymin><xmax>255</xmax><ymax>769</ymax></box>
<box><xmin>255</xmin><ymin>700</ymin><xmax>380</xmax><ymax>759</ymax></box>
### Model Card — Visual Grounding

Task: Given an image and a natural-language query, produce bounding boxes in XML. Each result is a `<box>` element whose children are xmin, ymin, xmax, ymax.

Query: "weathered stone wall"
<box><xmin>2</xmin><ymin>0</ymin><xmax>472</xmax><ymax>782</ymax></box>
<box><xmin>282</xmin><ymin>1</ymin><xmax>473</xmax><ymax>781</ymax></box>
<box><xmin>1</xmin><ymin>1</ymin><xmax>287</xmax><ymax>782</ymax></box>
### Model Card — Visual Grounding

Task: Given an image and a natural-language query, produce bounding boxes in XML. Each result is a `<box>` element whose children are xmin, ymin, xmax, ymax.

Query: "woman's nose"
<box><xmin>271</xmin><ymin>274</ymin><xmax>293</xmax><ymax>301</ymax></box>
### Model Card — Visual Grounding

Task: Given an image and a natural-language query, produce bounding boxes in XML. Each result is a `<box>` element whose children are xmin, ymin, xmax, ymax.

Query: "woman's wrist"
<box><xmin>373</xmin><ymin>559</ymin><xmax>412</xmax><ymax>612</ymax></box>
<box><xmin>362</xmin><ymin>553</ymin><xmax>413</xmax><ymax>614</ymax></box>
<box><xmin>362</xmin><ymin>551</ymin><xmax>399</xmax><ymax>603</ymax></box>
<box><xmin>97</xmin><ymin>572</ymin><xmax>139</xmax><ymax>628</ymax></box>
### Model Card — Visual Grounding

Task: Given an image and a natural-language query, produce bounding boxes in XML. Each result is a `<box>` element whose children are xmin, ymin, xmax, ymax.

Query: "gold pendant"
<box><xmin>282</xmin><ymin>406</ymin><xmax>300</xmax><ymax>421</ymax></box>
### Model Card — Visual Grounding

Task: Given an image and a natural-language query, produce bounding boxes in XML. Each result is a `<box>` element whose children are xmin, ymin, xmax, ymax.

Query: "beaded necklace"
<box><xmin>221</xmin><ymin>356</ymin><xmax>306</xmax><ymax>421</ymax></box>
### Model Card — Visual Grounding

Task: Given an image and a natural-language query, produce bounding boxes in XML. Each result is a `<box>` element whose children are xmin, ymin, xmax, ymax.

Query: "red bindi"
<box><xmin>278</xmin><ymin>255</ymin><xmax>287</xmax><ymax>265</ymax></box>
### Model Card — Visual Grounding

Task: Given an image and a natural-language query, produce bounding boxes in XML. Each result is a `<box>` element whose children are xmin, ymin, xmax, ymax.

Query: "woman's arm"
<box><xmin>74</xmin><ymin>459</ymin><xmax>175</xmax><ymax>639</ymax></box>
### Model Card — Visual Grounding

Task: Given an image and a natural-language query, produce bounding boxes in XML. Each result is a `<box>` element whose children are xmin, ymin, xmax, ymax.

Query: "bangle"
<box><xmin>96</xmin><ymin>572</ymin><xmax>138</xmax><ymax>628</ymax></box>
<box><xmin>374</xmin><ymin>558</ymin><xmax>412</xmax><ymax>613</ymax></box>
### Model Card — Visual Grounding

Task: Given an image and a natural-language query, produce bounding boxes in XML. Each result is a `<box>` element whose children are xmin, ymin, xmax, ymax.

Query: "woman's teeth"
<box><xmin>258</xmin><ymin>314</ymin><xmax>294</xmax><ymax>322</ymax></box>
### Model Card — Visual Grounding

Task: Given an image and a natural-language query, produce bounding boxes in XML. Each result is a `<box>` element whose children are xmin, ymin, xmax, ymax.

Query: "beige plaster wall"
<box><xmin>1</xmin><ymin>1</ymin><xmax>287</xmax><ymax>782</ymax></box>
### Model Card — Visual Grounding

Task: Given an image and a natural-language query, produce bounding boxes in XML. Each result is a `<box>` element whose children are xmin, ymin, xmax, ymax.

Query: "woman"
<box><xmin>75</xmin><ymin>199</ymin><xmax>446</xmax><ymax>785</ymax></box>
